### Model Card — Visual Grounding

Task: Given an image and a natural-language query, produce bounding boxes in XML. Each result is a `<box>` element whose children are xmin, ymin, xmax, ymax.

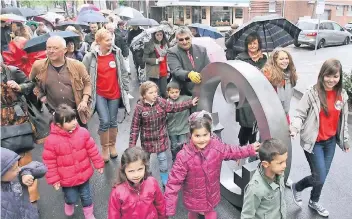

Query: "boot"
<box><xmin>64</xmin><ymin>203</ymin><xmax>74</xmax><ymax>216</ymax></box>
<box><xmin>160</xmin><ymin>172</ymin><xmax>169</xmax><ymax>186</ymax></box>
<box><xmin>99</xmin><ymin>131</ymin><xmax>110</xmax><ymax>163</ymax></box>
<box><xmin>108</xmin><ymin>128</ymin><xmax>118</xmax><ymax>159</ymax></box>
<box><xmin>83</xmin><ymin>204</ymin><xmax>96</xmax><ymax>219</ymax></box>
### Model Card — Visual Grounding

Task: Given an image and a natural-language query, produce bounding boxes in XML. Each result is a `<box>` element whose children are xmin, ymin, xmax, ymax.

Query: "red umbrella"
<box><xmin>2</xmin><ymin>39</ymin><xmax>47</xmax><ymax>76</ymax></box>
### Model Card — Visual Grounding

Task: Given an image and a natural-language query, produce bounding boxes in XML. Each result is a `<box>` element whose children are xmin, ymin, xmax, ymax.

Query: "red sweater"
<box><xmin>97</xmin><ymin>53</ymin><xmax>121</xmax><ymax>99</ymax></box>
<box><xmin>317</xmin><ymin>90</ymin><xmax>342</xmax><ymax>142</ymax></box>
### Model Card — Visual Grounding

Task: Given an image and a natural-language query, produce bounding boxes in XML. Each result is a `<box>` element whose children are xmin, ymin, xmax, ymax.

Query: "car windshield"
<box><xmin>297</xmin><ymin>21</ymin><xmax>317</xmax><ymax>30</ymax></box>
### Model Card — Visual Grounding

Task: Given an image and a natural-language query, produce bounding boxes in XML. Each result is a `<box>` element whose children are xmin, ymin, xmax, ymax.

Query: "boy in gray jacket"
<box><xmin>241</xmin><ymin>138</ymin><xmax>288</xmax><ymax>219</ymax></box>
<box><xmin>166</xmin><ymin>81</ymin><xmax>191</xmax><ymax>161</ymax></box>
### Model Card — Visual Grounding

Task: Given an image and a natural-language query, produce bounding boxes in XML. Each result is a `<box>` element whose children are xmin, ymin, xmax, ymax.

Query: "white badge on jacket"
<box><xmin>335</xmin><ymin>100</ymin><xmax>342</xmax><ymax>111</ymax></box>
<box><xmin>109</xmin><ymin>61</ymin><xmax>116</xmax><ymax>68</ymax></box>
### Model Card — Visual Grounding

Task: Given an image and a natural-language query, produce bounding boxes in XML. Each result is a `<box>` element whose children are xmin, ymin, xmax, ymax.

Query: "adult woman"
<box><xmin>82</xmin><ymin>29</ymin><xmax>130</xmax><ymax>163</ymax></box>
<box><xmin>235</xmin><ymin>32</ymin><xmax>267</xmax><ymax>148</ymax></box>
<box><xmin>262</xmin><ymin>48</ymin><xmax>298</xmax><ymax>123</ymax></box>
<box><xmin>65</xmin><ymin>26</ymin><xmax>89</xmax><ymax>56</ymax></box>
<box><xmin>11</xmin><ymin>22</ymin><xmax>31</xmax><ymax>40</ymax></box>
<box><xmin>65</xmin><ymin>39</ymin><xmax>83</xmax><ymax>61</ymax></box>
<box><xmin>290</xmin><ymin>59</ymin><xmax>349</xmax><ymax>217</ymax></box>
<box><xmin>143</xmin><ymin>29</ymin><xmax>169</xmax><ymax>98</ymax></box>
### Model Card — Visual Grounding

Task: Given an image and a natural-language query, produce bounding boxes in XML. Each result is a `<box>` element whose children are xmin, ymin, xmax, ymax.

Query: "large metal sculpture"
<box><xmin>193</xmin><ymin>60</ymin><xmax>292</xmax><ymax>207</ymax></box>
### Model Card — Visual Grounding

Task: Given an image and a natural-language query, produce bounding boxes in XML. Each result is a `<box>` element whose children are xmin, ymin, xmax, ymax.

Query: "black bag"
<box><xmin>27</xmin><ymin>99</ymin><xmax>51</xmax><ymax>141</ymax></box>
<box><xmin>1</xmin><ymin>122</ymin><xmax>34</xmax><ymax>153</ymax></box>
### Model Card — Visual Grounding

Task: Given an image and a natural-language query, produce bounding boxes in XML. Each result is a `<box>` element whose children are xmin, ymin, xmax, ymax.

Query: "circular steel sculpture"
<box><xmin>193</xmin><ymin>60</ymin><xmax>292</xmax><ymax>207</ymax></box>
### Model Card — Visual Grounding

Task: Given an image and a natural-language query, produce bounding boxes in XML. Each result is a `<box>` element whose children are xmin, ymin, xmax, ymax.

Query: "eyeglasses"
<box><xmin>178</xmin><ymin>37</ymin><xmax>190</xmax><ymax>42</ymax></box>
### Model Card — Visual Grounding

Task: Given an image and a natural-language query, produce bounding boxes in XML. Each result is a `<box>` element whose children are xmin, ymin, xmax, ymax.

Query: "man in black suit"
<box><xmin>168</xmin><ymin>26</ymin><xmax>210</xmax><ymax>96</ymax></box>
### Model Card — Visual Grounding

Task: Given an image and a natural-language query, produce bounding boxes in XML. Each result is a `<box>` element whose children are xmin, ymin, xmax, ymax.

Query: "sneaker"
<box><xmin>291</xmin><ymin>183</ymin><xmax>302</xmax><ymax>207</ymax></box>
<box><xmin>308</xmin><ymin>200</ymin><xmax>329</xmax><ymax>217</ymax></box>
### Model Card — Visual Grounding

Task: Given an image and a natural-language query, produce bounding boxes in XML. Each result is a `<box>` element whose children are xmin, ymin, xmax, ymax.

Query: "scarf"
<box><xmin>154</xmin><ymin>43</ymin><xmax>168</xmax><ymax>57</ymax></box>
<box><xmin>248</xmin><ymin>50</ymin><xmax>263</xmax><ymax>62</ymax></box>
<box><xmin>277</xmin><ymin>70</ymin><xmax>293</xmax><ymax>114</ymax></box>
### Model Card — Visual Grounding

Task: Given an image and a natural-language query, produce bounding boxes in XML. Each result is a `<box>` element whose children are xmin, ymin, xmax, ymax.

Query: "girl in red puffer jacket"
<box><xmin>108</xmin><ymin>147</ymin><xmax>166</xmax><ymax>219</ymax></box>
<box><xmin>164</xmin><ymin>111</ymin><xmax>261</xmax><ymax>219</ymax></box>
<box><xmin>42</xmin><ymin>104</ymin><xmax>104</xmax><ymax>219</ymax></box>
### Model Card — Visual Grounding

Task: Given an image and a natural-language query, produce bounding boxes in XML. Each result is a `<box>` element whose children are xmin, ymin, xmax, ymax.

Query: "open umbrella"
<box><xmin>55</xmin><ymin>21</ymin><xmax>89</xmax><ymax>31</ymax></box>
<box><xmin>188</xmin><ymin>23</ymin><xmax>223</xmax><ymax>39</ymax></box>
<box><xmin>192</xmin><ymin>37</ymin><xmax>226</xmax><ymax>63</ymax></box>
<box><xmin>38</xmin><ymin>12</ymin><xmax>64</xmax><ymax>23</ymax></box>
<box><xmin>49</xmin><ymin>8</ymin><xmax>65</xmax><ymax>14</ymax></box>
<box><xmin>114</xmin><ymin>6</ymin><xmax>144</xmax><ymax>19</ymax></box>
<box><xmin>127</xmin><ymin>18</ymin><xmax>158</xmax><ymax>27</ymax></box>
<box><xmin>78</xmin><ymin>4</ymin><xmax>100</xmax><ymax>13</ymax></box>
<box><xmin>0</xmin><ymin>14</ymin><xmax>26</xmax><ymax>22</ymax></box>
<box><xmin>231</xmin><ymin>14</ymin><xmax>301</xmax><ymax>52</ymax></box>
<box><xmin>1</xmin><ymin>7</ymin><xmax>42</xmax><ymax>17</ymax></box>
<box><xmin>77</xmin><ymin>10</ymin><xmax>107</xmax><ymax>23</ymax></box>
<box><xmin>32</xmin><ymin>16</ymin><xmax>55</xmax><ymax>31</ymax></box>
<box><xmin>24</xmin><ymin>31</ymin><xmax>80</xmax><ymax>53</ymax></box>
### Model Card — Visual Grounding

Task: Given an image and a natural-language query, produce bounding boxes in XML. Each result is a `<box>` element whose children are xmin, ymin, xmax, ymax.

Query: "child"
<box><xmin>241</xmin><ymin>138</ymin><xmax>288</xmax><ymax>219</ymax></box>
<box><xmin>129</xmin><ymin>81</ymin><xmax>198</xmax><ymax>186</ymax></box>
<box><xmin>108</xmin><ymin>147</ymin><xmax>166</xmax><ymax>219</ymax></box>
<box><xmin>1</xmin><ymin>147</ymin><xmax>47</xmax><ymax>219</ymax></box>
<box><xmin>42</xmin><ymin>104</ymin><xmax>105</xmax><ymax>219</ymax></box>
<box><xmin>164</xmin><ymin>111</ymin><xmax>260</xmax><ymax>219</ymax></box>
<box><xmin>166</xmin><ymin>81</ymin><xmax>192</xmax><ymax>161</ymax></box>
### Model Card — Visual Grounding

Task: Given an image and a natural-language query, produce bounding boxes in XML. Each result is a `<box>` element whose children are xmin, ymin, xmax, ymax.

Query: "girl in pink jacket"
<box><xmin>164</xmin><ymin>111</ymin><xmax>260</xmax><ymax>219</ymax></box>
<box><xmin>108</xmin><ymin>147</ymin><xmax>166</xmax><ymax>219</ymax></box>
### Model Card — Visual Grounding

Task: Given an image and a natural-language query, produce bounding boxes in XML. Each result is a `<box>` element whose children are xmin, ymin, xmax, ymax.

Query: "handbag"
<box><xmin>1</xmin><ymin>122</ymin><xmax>34</xmax><ymax>153</ymax></box>
<box><xmin>26</xmin><ymin>98</ymin><xmax>51</xmax><ymax>142</ymax></box>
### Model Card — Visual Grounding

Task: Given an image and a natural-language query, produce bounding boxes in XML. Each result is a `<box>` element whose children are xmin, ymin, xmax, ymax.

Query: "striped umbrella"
<box><xmin>231</xmin><ymin>14</ymin><xmax>301</xmax><ymax>52</ymax></box>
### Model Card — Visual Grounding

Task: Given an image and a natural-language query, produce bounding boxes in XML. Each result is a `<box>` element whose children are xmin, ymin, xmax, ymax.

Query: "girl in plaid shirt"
<box><xmin>129</xmin><ymin>81</ymin><xmax>198</xmax><ymax>187</ymax></box>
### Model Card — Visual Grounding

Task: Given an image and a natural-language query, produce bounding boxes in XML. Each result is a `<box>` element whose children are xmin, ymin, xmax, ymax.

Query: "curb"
<box><xmin>293</xmin><ymin>88</ymin><xmax>352</xmax><ymax>124</ymax></box>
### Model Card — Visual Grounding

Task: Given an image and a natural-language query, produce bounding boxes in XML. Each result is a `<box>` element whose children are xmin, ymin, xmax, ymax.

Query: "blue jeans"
<box><xmin>96</xmin><ymin>94</ymin><xmax>120</xmax><ymax>132</ymax></box>
<box><xmin>295</xmin><ymin>136</ymin><xmax>336</xmax><ymax>202</ymax></box>
<box><xmin>169</xmin><ymin>134</ymin><xmax>189</xmax><ymax>161</ymax></box>
<box><xmin>157</xmin><ymin>151</ymin><xmax>168</xmax><ymax>173</ymax></box>
<box><xmin>62</xmin><ymin>180</ymin><xmax>92</xmax><ymax>207</ymax></box>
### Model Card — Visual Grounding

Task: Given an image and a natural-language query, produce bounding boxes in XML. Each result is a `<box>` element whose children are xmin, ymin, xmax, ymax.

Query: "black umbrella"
<box><xmin>55</xmin><ymin>21</ymin><xmax>89</xmax><ymax>31</ymax></box>
<box><xmin>24</xmin><ymin>31</ymin><xmax>80</xmax><ymax>53</ymax></box>
<box><xmin>1</xmin><ymin>7</ymin><xmax>42</xmax><ymax>17</ymax></box>
<box><xmin>231</xmin><ymin>14</ymin><xmax>301</xmax><ymax>52</ymax></box>
<box><xmin>127</xmin><ymin>18</ymin><xmax>159</xmax><ymax>26</ymax></box>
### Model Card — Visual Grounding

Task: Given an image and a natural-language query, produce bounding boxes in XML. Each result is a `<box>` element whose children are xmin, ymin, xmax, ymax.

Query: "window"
<box><xmin>332</xmin><ymin>22</ymin><xmax>343</xmax><ymax>31</ymax></box>
<box><xmin>186</xmin><ymin>7</ymin><xmax>191</xmax><ymax>19</ymax></box>
<box><xmin>210</xmin><ymin>6</ymin><xmax>232</xmax><ymax>27</ymax></box>
<box><xmin>167</xmin><ymin>7</ymin><xmax>172</xmax><ymax>18</ymax></box>
<box><xmin>235</xmin><ymin>8</ymin><xmax>243</xmax><ymax>18</ymax></box>
<box><xmin>173</xmin><ymin>7</ymin><xmax>184</xmax><ymax>25</ymax></box>
<box><xmin>322</xmin><ymin>22</ymin><xmax>333</xmax><ymax>30</ymax></box>
<box><xmin>347</xmin><ymin>6</ymin><xmax>352</xmax><ymax>16</ymax></box>
<box><xmin>336</xmin><ymin>6</ymin><xmax>343</xmax><ymax>16</ymax></box>
<box><xmin>269</xmin><ymin>0</ymin><xmax>276</xmax><ymax>12</ymax></box>
<box><xmin>202</xmin><ymin>7</ymin><xmax>207</xmax><ymax>19</ymax></box>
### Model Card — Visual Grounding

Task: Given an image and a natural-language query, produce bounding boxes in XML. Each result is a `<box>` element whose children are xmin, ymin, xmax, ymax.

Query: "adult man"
<box><xmin>225</xmin><ymin>23</ymin><xmax>239</xmax><ymax>60</ymax></box>
<box><xmin>116</xmin><ymin>21</ymin><xmax>128</xmax><ymax>43</ymax></box>
<box><xmin>168</xmin><ymin>27</ymin><xmax>210</xmax><ymax>96</ymax></box>
<box><xmin>106</xmin><ymin>23</ymin><xmax>128</xmax><ymax>58</ymax></box>
<box><xmin>30</xmin><ymin>36</ymin><xmax>92</xmax><ymax>127</ymax></box>
<box><xmin>84</xmin><ymin>22</ymin><xmax>99</xmax><ymax>46</ymax></box>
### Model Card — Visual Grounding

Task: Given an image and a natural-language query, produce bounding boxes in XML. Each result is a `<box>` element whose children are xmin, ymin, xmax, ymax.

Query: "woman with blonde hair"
<box><xmin>82</xmin><ymin>28</ymin><xmax>130</xmax><ymax>163</ymax></box>
<box><xmin>262</xmin><ymin>48</ymin><xmax>298</xmax><ymax>123</ymax></box>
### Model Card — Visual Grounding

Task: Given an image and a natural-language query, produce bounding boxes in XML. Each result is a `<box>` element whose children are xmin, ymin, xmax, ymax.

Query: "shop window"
<box><xmin>168</xmin><ymin>7</ymin><xmax>172</xmax><ymax>18</ymax></box>
<box><xmin>235</xmin><ymin>8</ymin><xmax>243</xmax><ymax>18</ymax></box>
<box><xmin>173</xmin><ymin>6</ymin><xmax>184</xmax><ymax>25</ymax></box>
<box><xmin>186</xmin><ymin>7</ymin><xmax>191</xmax><ymax>19</ymax></box>
<box><xmin>336</xmin><ymin>6</ymin><xmax>343</xmax><ymax>16</ymax></box>
<box><xmin>202</xmin><ymin>7</ymin><xmax>207</xmax><ymax>19</ymax></box>
<box><xmin>269</xmin><ymin>0</ymin><xmax>276</xmax><ymax>12</ymax></box>
<box><xmin>210</xmin><ymin>6</ymin><xmax>232</xmax><ymax>27</ymax></box>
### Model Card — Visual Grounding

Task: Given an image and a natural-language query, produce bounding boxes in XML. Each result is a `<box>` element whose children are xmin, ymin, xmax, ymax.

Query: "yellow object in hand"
<box><xmin>188</xmin><ymin>71</ymin><xmax>201</xmax><ymax>84</ymax></box>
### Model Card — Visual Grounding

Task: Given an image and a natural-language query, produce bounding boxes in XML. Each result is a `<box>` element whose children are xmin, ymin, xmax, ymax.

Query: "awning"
<box><xmin>157</xmin><ymin>0</ymin><xmax>250</xmax><ymax>7</ymax></box>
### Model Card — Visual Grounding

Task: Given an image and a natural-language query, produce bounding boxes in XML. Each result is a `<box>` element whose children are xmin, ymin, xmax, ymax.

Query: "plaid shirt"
<box><xmin>129</xmin><ymin>97</ymin><xmax>193</xmax><ymax>153</ymax></box>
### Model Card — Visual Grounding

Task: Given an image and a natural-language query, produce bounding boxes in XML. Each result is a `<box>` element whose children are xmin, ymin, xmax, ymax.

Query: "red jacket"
<box><xmin>108</xmin><ymin>177</ymin><xmax>166</xmax><ymax>219</ymax></box>
<box><xmin>43</xmin><ymin>124</ymin><xmax>104</xmax><ymax>187</ymax></box>
<box><xmin>164</xmin><ymin>137</ymin><xmax>256</xmax><ymax>215</ymax></box>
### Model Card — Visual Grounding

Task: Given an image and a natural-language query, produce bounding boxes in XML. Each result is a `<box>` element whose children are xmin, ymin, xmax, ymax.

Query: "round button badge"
<box><xmin>109</xmin><ymin>61</ymin><xmax>116</xmax><ymax>68</ymax></box>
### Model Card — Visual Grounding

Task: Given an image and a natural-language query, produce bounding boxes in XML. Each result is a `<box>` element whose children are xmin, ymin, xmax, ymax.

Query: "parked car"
<box><xmin>345</xmin><ymin>22</ymin><xmax>352</xmax><ymax>33</ymax></box>
<box><xmin>294</xmin><ymin>19</ymin><xmax>351</xmax><ymax>49</ymax></box>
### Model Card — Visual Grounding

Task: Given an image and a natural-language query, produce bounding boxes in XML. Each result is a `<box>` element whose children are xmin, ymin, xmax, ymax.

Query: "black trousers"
<box><xmin>238</xmin><ymin>126</ymin><xmax>257</xmax><ymax>146</ymax></box>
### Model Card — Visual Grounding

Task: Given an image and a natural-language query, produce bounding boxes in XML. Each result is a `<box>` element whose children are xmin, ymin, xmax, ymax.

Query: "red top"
<box><xmin>155</xmin><ymin>46</ymin><xmax>168</xmax><ymax>77</ymax></box>
<box><xmin>96</xmin><ymin>53</ymin><xmax>121</xmax><ymax>99</ymax></box>
<box><xmin>317</xmin><ymin>90</ymin><xmax>342</xmax><ymax>142</ymax></box>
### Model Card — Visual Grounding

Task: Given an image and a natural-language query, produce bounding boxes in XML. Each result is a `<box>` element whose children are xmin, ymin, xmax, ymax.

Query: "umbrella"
<box><xmin>231</xmin><ymin>14</ymin><xmax>301</xmax><ymax>52</ymax></box>
<box><xmin>100</xmin><ymin>9</ymin><xmax>112</xmax><ymax>16</ymax></box>
<box><xmin>24</xmin><ymin>31</ymin><xmax>80</xmax><ymax>53</ymax></box>
<box><xmin>0</xmin><ymin>14</ymin><xmax>26</xmax><ymax>22</ymax></box>
<box><xmin>55</xmin><ymin>21</ymin><xmax>89</xmax><ymax>30</ymax></box>
<box><xmin>32</xmin><ymin>16</ymin><xmax>55</xmax><ymax>30</ymax></box>
<box><xmin>188</xmin><ymin>23</ymin><xmax>223</xmax><ymax>39</ymax></box>
<box><xmin>130</xmin><ymin>24</ymin><xmax>174</xmax><ymax>51</ymax></box>
<box><xmin>77</xmin><ymin>10</ymin><xmax>108</xmax><ymax>23</ymax></box>
<box><xmin>78</xmin><ymin>4</ymin><xmax>100</xmax><ymax>13</ymax></box>
<box><xmin>192</xmin><ymin>37</ymin><xmax>227</xmax><ymax>63</ymax></box>
<box><xmin>2</xmin><ymin>39</ymin><xmax>46</xmax><ymax>76</ymax></box>
<box><xmin>49</xmin><ymin>8</ymin><xmax>65</xmax><ymax>14</ymax></box>
<box><xmin>114</xmin><ymin>6</ymin><xmax>144</xmax><ymax>19</ymax></box>
<box><xmin>38</xmin><ymin>12</ymin><xmax>64</xmax><ymax>23</ymax></box>
<box><xmin>0</xmin><ymin>7</ymin><xmax>42</xmax><ymax>17</ymax></box>
<box><xmin>127</xmin><ymin>18</ymin><xmax>158</xmax><ymax>27</ymax></box>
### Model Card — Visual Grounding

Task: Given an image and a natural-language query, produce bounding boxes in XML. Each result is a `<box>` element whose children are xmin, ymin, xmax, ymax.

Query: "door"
<box><xmin>192</xmin><ymin>6</ymin><xmax>202</xmax><ymax>24</ymax></box>
<box><xmin>321</xmin><ymin>22</ymin><xmax>334</xmax><ymax>45</ymax></box>
<box><xmin>331</xmin><ymin>22</ymin><xmax>346</xmax><ymax>44</ymax></box>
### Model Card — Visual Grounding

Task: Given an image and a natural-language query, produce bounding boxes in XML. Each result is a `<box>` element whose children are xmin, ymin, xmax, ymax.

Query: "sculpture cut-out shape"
<box><xmin>193</xmin><ymin>60</ymin><xmax>292</xmax><ymax>207</ymax></box>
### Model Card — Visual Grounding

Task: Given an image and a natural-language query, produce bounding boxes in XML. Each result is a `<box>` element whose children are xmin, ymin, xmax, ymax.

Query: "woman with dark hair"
<box><xmin>143</xmin><ymin>28</ymin><xmax>170</xmax><ymax>98</ymax></box>
<box><xmin>65</xmin><ymin>39</ymin><xmax>84</xmax><ymax>61</ymax></box>
<box><xmin>290</xmin><ymin>59</ymin><xmax>349</xmax><ymax>217</ymax></box>
<box><xmin>235</xmin><ymin>32</ymin><xmax>267</xmax><ymax>154</ymax></box>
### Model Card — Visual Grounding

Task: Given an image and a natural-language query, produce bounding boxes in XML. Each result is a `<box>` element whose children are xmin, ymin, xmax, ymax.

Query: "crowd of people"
<box><xmin>0</xmin><ymin>10</ymin><xmax>350</xmax><ymax>219</ymax></box>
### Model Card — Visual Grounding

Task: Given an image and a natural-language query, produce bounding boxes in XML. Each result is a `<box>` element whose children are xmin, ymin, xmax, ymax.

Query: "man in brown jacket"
<box><xmin>30</xmin><ymin>36</ymin><xmax>92</xmax><ymax>126</ymax></box>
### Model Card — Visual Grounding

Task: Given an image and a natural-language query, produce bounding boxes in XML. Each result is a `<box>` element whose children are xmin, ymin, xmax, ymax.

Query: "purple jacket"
<box><xmin>164</xmin><ymin>137</ymin><xmax>256</xmax><ymax>215</ymax></box>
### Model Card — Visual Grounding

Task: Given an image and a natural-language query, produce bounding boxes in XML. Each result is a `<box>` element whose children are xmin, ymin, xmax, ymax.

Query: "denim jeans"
<box><xmin>96</xmin><ymin>94</ymin><xmax>120</xmax><ymax>132</ymax></box>
<box><xmin>157</xmin><ymin>151</ymin><xmax>168</xmax><ymax>173</ymax></box>
<box><xmin>62</xmin><ymin>180</ymin><xmax>92</xmax><ymax>207</ymax></box>
<box><xmin>295</xmin><ymin>136</ymin><xmax>336</xmax><ymax>202</ymax></box>
<box><xmin>169</xmin><ymin>134</ymin><xmax>189</xmax><ymax>161</ymax></box>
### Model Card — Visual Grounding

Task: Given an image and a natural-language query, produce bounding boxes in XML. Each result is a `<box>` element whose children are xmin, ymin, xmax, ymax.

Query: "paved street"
<box><xmin>34</xmin><ymin>45</ymin><xmax>352</xmax><ymax>219</ymax></box>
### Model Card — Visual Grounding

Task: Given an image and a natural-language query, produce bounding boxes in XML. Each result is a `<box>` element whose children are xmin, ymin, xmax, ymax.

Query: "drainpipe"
<box><xmin>282</xmin><ymin>0</ymin><xmax>286</xmax><ymax>18</ymax></box>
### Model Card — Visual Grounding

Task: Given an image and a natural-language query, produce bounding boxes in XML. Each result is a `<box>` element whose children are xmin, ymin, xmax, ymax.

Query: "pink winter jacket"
<box><xmin>43</xmin><ymin>124</ymin><xmax>104</xmax><ymax>187</ymax></box>
<box><xmin>164</xmin><ymin>137</ymin><xmax>256</xmax><ymax>215</ymax></box>
<box><xmin>108</xmin><ymin>176</ymin><xmax>167</xmax><ymax>219</ymax></box>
